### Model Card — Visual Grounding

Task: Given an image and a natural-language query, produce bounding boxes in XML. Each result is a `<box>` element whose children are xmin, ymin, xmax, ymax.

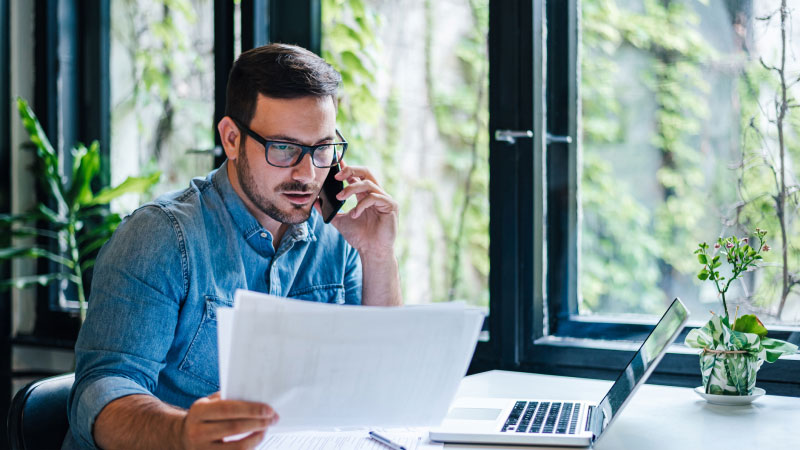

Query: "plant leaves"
<box><xmin>17</xmin><ymin>98</ymin><xmax>68</xmax><ymax>211</ymax></box>
<box><xmin>87</xmin><ymin>171</ymin><xmax>161</xmax><ymax>206</ymax></box>
<box><xmin>732</xmin><ymin>314</ymin><xmax>768</xmax><ymax>337</ymax></box>
<box><xmin>68</xmin><ymin>141</ymin><xmax>101</xmax><ymax>208</ymax></box>
<box><xmin>0</xmin><ymin>272</ymin><xmax>80</xmax><ymax>290</ymax></box>
<box><xmin>0</xmin><ymin>246</ymin><xmax>75</xmax><ymax>269</ymax></box>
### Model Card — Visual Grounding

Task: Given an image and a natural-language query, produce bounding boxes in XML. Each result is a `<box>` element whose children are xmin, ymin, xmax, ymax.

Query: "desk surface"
<box><xmin>443</xmin><ymin>370</ymin><xmax>799</xmax><ymax>449</ymax></box>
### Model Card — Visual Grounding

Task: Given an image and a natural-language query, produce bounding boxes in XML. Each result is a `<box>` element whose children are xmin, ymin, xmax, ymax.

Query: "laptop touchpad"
<box><xmin>446</xmin><ymin>408</ymin><xmax>502</xmax><ymax>421</ymax></box>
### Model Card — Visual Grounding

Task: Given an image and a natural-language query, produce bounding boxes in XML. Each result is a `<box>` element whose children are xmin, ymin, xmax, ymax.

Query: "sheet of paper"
<box><xmin>216</xmin><ymin>307</ymin><xmax>234</xmax><ymax>396</ymax></box>
<box><xmin>218</xmin><ymin>289</ymin><xmax>483</xmax><ymax>431</ymax></box>
<box><xmin>257</xmin><ymin>429</ymin><xmax>442</xmax><ymax>450</ymax></box>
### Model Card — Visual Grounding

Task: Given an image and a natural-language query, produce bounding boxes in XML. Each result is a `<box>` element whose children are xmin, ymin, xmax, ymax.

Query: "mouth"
<box><xmin>282</xmin><ymin>191</ymin><xmax>316</xmax><ymax>205</ymax></box>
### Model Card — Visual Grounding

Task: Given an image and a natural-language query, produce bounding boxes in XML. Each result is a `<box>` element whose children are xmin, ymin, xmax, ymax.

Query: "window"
<box><xmin>578</xmin><ymin>0</ymin><xmax>800</xmax><ymax>326</ymax></box>
<box><xmin>321</xmin><ymin>0</ymin><xmax>490</xmax><ymax>309</ymax></box>
<box><xmin>527</xmin><ymin>0</ymin><xmax>800</xmax><ymax>394</ymax></box>
<box><xmin>110</xmin><ymin>0</ymin><xmax>216</xmax><ymax>209</ymax></box>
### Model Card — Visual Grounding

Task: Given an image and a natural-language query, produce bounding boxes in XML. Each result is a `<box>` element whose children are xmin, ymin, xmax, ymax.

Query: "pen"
<box><xmin>368</xmin><ymin>431</ymin><xmax>407</xmax><ymax>450</ymax></box>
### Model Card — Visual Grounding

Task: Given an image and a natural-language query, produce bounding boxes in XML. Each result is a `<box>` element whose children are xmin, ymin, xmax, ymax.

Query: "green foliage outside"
<box><xmin>0</xmin><ymin>99</ymin><xmax>160</xmax><ymax>321</ymax></box>
<box><xmin>111</xmin><ymin>0</ymin><xmax>214</xmax><ymax>195</ymax></box>
<box><xmin>581</xmin><ymin>0</ymin><xmax>715</xmax><ymax>314</ymax></box>
<box><xmin>581</xmin><ymin>0</ymin><xmax>799</xmax><ymax>321</ymax></box>
<box><xmin>322</xmin><ymin>0</ymin><xmax>490</xmax><ymax>306</ymax></box>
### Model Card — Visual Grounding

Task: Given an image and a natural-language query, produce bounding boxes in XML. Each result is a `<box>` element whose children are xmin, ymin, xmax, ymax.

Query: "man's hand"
<box><xmin>316</xmin><ymin>161</ymin><xmax>402</xmax><ymax>306</ymax></box>
<box><xmin>180</xmin><ymin>392</ymin><xmax>278</xmax><ymax>449</ymax></box>
<box><xmin>93</xmin><ymin>393</ymin><xmax>279</xmax><ymax>450</ymax></box>
<box><xmin>327</xmin><ymin>161</ymin><xmax>398</xmax><ymax>257</ymax></box>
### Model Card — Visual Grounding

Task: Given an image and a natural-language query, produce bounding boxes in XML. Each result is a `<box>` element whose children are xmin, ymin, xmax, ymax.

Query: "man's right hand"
<box><xmin>180</xmin><ymin>392</ymin><xmax>279</xmax><ymax>449</ymax></box>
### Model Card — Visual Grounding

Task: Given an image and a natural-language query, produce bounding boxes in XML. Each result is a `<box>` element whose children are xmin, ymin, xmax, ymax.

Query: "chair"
<box><xmin>7</xmin><ymin>373</ymin><xmax>75</xmax><ymax>450</ymax></box>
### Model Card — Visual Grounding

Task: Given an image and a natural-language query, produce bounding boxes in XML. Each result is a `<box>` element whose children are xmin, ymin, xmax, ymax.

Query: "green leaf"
<box><xmin>0</xmin><ymin>211</ymin><xmax>45</xmax><ymax>225</ymax></box>
<box><xmin>0</xmin><ymin>247</ymin><xmax>75</xmax><ymax>269</ymax></box>
<box><xmin>697</xmin><ymin>270</ymin><xmax>709</xmax><ymax>280</ymax></box>
<box><xmin>87</xmin><ymin>172</ymin><xmax>161</xmax><ymax>206</ymax></box>
<box><xmin>80</xmin><ymin>259</ymin><xmax>96</xmax><ymax>273</ymax></box>
<box><xmin>68</xmin><ymin>140</ymin><xmax>101</xmax><ymax>207</ymax></box>
<box><xmin>17</xmin><ymin>98</ymin><xmax>68</xmax><ymax>210</ymax></box>
<box><xmin>697</xmin><ymin>254</ymin><xmax>708</xmax><ymax>264</ymax></box>
<box><xmin>0</xmin><ymin>272</ymin><xmax>80</xmax><ymax>290</ymax></box>
<box><xmin>732</xmin><ymin>314</ymin><xmax>768</xmax><ymax>337</ymax></box>
<box><xmin>10</xmin><ymin>226</ymin><xmax>60</xmax><ymax>240</ymax></box>
<box><xmin>79</xmin><ymin>236</ymin><xmax>112</xmax><ymax>259</ymax></box>
<box><xmin>37</xmin><ymin>204</ymin><xmax>67</xmax><ymax>226</ymax></box>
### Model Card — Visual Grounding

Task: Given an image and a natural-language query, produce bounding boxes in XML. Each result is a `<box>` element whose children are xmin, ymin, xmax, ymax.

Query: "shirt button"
<box><xmin>260</xmin><ymin>232</ymin><xmax>268</xmax><ymax>238</ymax></box>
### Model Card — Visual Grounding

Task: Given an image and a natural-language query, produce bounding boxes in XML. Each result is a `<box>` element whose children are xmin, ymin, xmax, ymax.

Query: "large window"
<box><xmin>321</xmin><ymin>0</ymin><xmax>490</xmax><ymax>308</ymax></box>
<box><xmin>518</xmin><ymin>0</ymin><xmax>800</xmax><ymax>394</ymax></box>
<box><xmin>110</xmin><ymin>0</ymin><xmax>216</xmax><ymax>209</ymax></box>
<box><xmin>578</xmin><ymin>0</ymin><xmax>800</xmax><ymax>327</ymax></box>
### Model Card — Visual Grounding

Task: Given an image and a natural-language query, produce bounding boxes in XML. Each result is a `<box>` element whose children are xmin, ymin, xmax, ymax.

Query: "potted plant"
<box><xmin>0</xmin><ymin>98</ymin><xmax>160</xmax><ymax>321</ymax></box>
<box><xmin>685</xmin><ymin>228</ymin><xmax>797</xmax><ymax>397</ymax></box>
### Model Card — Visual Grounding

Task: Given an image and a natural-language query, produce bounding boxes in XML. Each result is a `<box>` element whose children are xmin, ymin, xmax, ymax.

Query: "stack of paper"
<box><xmin>259</xmin><ymin>429</ymin><xmax>443</xmax><ymax>450</ymax></box>
<box><xmin>217</xmin><ymin>289</ymin><xmax>484</xmax><ymax>431</ymax></box>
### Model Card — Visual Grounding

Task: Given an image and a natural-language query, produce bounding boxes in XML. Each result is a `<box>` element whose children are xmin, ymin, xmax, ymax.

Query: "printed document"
<box><xmin>217</xmin><ymin>289</ymin><xmax>483</xmax><ymax>432</ymax></box>
<box><xmin>257</xmin><ymin>428</ymin><xmax>443</xmax><ymax>450</ymax></box>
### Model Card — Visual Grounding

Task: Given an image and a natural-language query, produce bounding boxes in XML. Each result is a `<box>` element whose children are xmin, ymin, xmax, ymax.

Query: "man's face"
<box><xmin>233</xmin><ymin>95</ymin><xmax>337</xmax><ymax>225</ymax></box>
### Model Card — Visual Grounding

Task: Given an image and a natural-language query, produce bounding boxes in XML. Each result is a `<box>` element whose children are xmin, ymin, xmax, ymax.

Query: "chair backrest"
<box><xmin>7</xmin><ymin>373</ymin><xmax>75</xmax><ymax>450</ymax></box>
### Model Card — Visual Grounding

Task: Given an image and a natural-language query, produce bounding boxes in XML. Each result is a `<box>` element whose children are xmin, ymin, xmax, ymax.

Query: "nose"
<box><xmin>291</xmin><ymin>153</ymin><xmax>316</xmax><ymax>183</ymax></box>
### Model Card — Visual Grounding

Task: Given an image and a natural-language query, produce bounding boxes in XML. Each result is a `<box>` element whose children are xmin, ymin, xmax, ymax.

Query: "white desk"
<box><xmin>442</xmin><ymin>370</ymin><xmax>799</xmax><ymax>449</ymax></box>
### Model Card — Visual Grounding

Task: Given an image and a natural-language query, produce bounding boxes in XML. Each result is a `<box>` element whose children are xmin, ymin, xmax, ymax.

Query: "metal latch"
<box><xmin>494</xmin><ymin>129</ymin><xmax>533</xmax><ymax>144</ymax></box>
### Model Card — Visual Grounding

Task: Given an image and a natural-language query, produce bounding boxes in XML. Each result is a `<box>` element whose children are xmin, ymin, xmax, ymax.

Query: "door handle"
<box><xmin>494</xmin><ymin>129</ymin><xmax>533</xmax><ymax>144</ymax></box>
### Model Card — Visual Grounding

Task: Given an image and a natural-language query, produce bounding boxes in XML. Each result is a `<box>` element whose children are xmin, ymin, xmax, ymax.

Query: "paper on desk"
<box><xmin>218</xmin><ymin>289</ymin><xmax>483</xmax><ymax>431</ymax></box>
<box><xmin>257</xmin><ymin>429</ymin><xmax>443</xmax><ymax>450</ymax></box>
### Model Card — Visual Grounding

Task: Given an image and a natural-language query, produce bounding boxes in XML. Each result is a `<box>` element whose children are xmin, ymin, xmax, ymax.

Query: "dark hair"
<box><xmin>224</xmin><ymin>43</ymin><xmax>342</xmax><ymax>126</ymax></box>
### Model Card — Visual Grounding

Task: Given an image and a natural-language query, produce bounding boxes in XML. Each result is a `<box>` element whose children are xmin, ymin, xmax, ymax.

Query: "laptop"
<box><xmin>429</xmin><ymin>298</ymin><xmax>689</xmax><ymax>447</ymax></box>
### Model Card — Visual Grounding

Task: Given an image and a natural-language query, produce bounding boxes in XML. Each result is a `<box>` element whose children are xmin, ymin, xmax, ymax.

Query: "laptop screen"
<box><xmin>593</xmin><ymin>298</ymin><xmax>689</xmax><ymax>437</ymax></box>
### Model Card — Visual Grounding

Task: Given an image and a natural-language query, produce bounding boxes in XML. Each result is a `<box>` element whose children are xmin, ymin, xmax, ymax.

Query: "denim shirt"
<box><xmin>64</xmin><ymin>163</ymin><xmax>362</xmax><ymax>449</ymax></box>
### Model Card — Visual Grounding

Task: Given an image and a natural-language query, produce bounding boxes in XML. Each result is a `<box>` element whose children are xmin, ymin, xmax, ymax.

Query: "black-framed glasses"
<box><xmin>232</xmin><ymin>118</ymin><xmax>348</xmax><ymax>168</ymax></box>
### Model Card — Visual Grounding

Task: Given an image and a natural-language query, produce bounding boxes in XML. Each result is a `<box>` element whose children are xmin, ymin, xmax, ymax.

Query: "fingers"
<box><xmin>349</xmin><ymin>192</ymin><xmax>398</xmax><ymax>219</ymax></box>
<box><xmin>196</xmin><ymin>418</ymin><xmax>275</xmax><ymax>443</ymax></box>
<box><xmin>193</xmin><ymin>399</ymin><xmax>275</xmax><ymax>421</ymax></box>
<box><xmin>183</xmin><ymin>395</ymin><xmax>278</xmax><ymax>449</ymax></box>
<box><xmin>336</xmin><ymin>178</ymin><xmax>386</xmax><ymax>202</ymax></box>
<box><xmin>220</xmin><ymin>430</ymin><xmax>266</xmax><ymax>450</ymax></box>
<box><xmin>335</xmin><ymin>163</ymin><xmax>379</xmax><ymax>185</ymax></box>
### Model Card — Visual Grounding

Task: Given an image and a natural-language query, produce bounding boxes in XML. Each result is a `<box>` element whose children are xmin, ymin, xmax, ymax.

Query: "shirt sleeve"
<box><xmin>343</xmin><ymin>244</ymin><xmax>362</xmax><ymax>305</ymax></box>
<box><xmin>67</xmin><ymin>205</ymin><xmax>187</xmax><ymax>449</ymax></box>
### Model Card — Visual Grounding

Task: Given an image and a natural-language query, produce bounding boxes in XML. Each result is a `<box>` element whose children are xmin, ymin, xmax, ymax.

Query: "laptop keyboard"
<box><xmin>500</xmin><ymin>401</ymin><xmax>582</xmax><ymax>434</ymax></box>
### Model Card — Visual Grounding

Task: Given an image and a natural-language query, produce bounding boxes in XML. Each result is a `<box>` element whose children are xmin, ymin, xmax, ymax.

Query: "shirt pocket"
<box><xmin>288</xmin><ymin>283</ymin><xmax>345</xmax><ymax>304</ymax></box>
<box><xmin>178</xmin><ymin>294</ymin><xmax>232</xmax><ymax>388</ymax></box>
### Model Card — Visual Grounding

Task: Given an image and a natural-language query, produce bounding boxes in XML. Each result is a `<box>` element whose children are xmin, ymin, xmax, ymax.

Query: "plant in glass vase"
<box><xmin>685</xmin><ymin>228</ymin><xmax>797</xmax><ymax>396</ymax></box>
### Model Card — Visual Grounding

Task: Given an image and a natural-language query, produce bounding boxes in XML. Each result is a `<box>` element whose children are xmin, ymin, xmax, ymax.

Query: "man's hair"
<box><xmin>224</xmin><ymin>43</ymin><xmax>342</xmax><ymax>126</ymax></box>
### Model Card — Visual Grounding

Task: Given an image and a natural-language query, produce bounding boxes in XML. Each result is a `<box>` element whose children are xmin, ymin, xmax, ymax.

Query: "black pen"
<box><xmin>368</xmin><ymin>431</ymin><xmax>407</xmax><ymax>450</ymax></box>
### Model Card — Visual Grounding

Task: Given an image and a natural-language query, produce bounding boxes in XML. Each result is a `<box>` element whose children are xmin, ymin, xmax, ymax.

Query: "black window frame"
<box><xmin>472</xmin><ymin>0</ymin><xmax>800</xmax><ymax>397</ymax></box>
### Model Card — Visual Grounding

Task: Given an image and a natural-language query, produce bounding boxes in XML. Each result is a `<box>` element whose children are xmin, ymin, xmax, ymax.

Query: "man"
<box><xmin>64</xmin><ymin>43</ymin><xmax>402</xmax><ymax>449</ymax></box>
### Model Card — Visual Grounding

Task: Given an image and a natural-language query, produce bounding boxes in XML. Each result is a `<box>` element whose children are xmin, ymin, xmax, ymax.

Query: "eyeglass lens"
<box><xmin>267</xmin><ymin>142</ymin><xmax>343</xmax><ymax>167</ymax></box>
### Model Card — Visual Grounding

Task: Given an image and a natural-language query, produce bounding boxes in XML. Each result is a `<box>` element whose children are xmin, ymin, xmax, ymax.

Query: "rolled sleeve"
<box><xmin>69</xmin><ymin>375</ymin><xmax>152</xmax><ymax>449</ymax></box>
<box><xmin>66</xmin><ymin>205</ymin><xmax>186</xmax><ymax>449</ymax></box>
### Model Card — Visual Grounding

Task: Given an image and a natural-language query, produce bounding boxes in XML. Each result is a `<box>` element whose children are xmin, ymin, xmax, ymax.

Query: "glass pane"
<box><xmin>110</xmin><ymin>0</ymin><xmax>215</xmax><ymax>210</ymax></box>
<box><xmin>579</xmin><ymin>0</ymin><xmax>800</xmax><ymax>325</ymax></box>
<box><xmin>322</xmin><ymin>0</ymin><xmax>490</xmax><ymax>309</ymax></box>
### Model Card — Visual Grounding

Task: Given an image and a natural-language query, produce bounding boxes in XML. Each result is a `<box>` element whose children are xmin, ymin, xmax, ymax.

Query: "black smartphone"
<box><xmin>318</xmin><ymin>163</ymin><xmax>344</xmax><ymax>223</ymax></box>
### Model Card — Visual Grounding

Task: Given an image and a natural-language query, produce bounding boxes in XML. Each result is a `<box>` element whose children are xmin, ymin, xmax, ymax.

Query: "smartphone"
<box><xmin>318</xmin><ymin>163</ymin><xmax>345</xmax><ymax>223</ymax></box>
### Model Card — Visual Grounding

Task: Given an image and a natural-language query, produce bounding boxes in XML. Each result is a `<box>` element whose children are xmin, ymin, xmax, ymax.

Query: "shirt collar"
<box><xmin>211</xmin><ymin>161</ymin><xmax>315</xmax><ymax>245</ymax></box>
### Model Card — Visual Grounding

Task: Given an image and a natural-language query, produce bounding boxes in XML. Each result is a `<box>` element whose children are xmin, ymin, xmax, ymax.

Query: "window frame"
<box><xmin>511</xmin><ymin>0</ymin><xmax>800</xmax><ymax>396</ymax></box>
<box><xmin>472</xmin><ymin>0</ymin><xmax>800</xmax><ymax>397</ymax></box>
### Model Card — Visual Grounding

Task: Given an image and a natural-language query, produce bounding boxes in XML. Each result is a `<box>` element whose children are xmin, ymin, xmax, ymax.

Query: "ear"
<box><xmin>217</xmin><ymin>116</ymin><xmax>242</xmax><ymax>160</ymax></box>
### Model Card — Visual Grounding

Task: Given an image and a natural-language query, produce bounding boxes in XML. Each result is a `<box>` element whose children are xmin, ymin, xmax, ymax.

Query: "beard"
<box><xmin>235</xmin><ymin>153</ymin><xmax>319</xmax><ymax>225</ymax></box>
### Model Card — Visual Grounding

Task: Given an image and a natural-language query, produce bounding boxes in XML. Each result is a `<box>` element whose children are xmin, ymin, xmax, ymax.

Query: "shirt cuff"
<box><xmin>70</xmin><ymin>375</ymin><xmax>152</xmax><ymax>449</ymax></box>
